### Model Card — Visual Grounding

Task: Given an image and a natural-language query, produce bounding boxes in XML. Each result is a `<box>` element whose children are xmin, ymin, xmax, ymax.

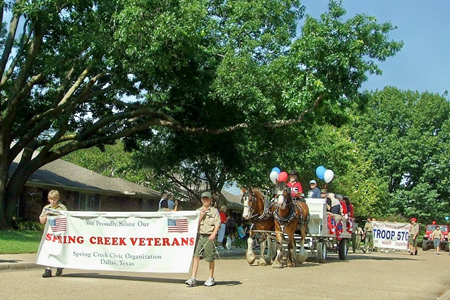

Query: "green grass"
<box><xmin>0</xmin><ymin>230</ymin><xmax>43</xmax><ymax>254</ymax></box>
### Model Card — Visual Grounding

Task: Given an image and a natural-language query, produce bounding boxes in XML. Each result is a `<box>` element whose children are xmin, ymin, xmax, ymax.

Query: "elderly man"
<box><xmin>307</xmin><ymin>180</ymin><xmax>321</xmax><ymax>198</ymax></box>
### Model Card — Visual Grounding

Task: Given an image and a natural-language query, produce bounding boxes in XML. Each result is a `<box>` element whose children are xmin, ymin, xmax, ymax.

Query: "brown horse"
<box><xmin>272</xmin><ymin>181</ymin><xmax>309</xmax><ymax>268</ymax></box>
<box><xmin>241</xmin><ymin>188</ymin><xmax>275</xmax><ymax>266</ymax></box>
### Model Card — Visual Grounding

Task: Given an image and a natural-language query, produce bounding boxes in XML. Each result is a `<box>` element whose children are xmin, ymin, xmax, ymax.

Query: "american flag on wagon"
<box><xmin>167</xmin><ymin>219</ymin><xmax>188</xmax><ymax>233</ymax></box>
<box><xmin>49</xmin><ymin>217</ymin><xmax>67</xmax><ymax>233</ymax></box>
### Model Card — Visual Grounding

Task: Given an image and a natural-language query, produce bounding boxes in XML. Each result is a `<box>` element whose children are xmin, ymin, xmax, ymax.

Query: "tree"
<box><xmin>0</xmin><ymin>0</ymin><xmax>401</xmax><ymax>227</ymax></box>
<box><xmin>350</xmin><ymin>87</ymin><xmax>450</xmax><ymax>222</ymax></box>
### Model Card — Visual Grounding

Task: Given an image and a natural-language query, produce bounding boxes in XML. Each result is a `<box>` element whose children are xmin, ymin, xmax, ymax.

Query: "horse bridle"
<box><xmin>242</xmin><ymin>189</ymin><xmax>272</xmax><ymax>221</ymax></box>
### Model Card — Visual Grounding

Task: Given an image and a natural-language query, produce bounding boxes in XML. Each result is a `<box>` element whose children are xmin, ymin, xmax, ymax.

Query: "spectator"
<box><xmin>408</xmin><ymin>218</ymin><xmax>419</xmax><ymax>255</ymax></box>
<box><xmin>287</xmin><ymin>170</ymin><xmax>303</xmax><ymax>199</ymax></box>
<box><xmin>158</xmin><ymin>191</ymin><xmax>168</xmax><ymax>210</ymax></box>
<box><xmin>39</xmin><ymin>190</ymin><xmax>67</xmax><ymax>278</ymax></box>
<box><xmin>238</xmin><ymin>221</ymin><xmax>248</xmax><ymax>241</ymax></box>
<box><xmin>167</xmin><ymin>193</ymin><xmax>178</xmax><ymax>211</ymax></box>
<box><xmin>307</xmin><ymin>180</ymin><xmax>321</xmax><ymax>198</ymax></box>
<box><xmin>217</xmin><ymin>205</ymin><xmax>229</xmax><ymax>249</ymax></box>
<box><xmin>185</xmin><ymin>191</ymin><xmax>220</xmax><ymax>287</ymax></box>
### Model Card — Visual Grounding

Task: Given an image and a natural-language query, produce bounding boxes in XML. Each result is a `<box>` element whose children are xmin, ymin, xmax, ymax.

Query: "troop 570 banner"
<box><xmin>372</xmin><ymin>221</ymin><xmax>411</xmax><ymax>250</ymax></box>
<box><xmin>36</xmin><ymin>211</ymin><xmax>199</xmax><ymax>273</ymax></box>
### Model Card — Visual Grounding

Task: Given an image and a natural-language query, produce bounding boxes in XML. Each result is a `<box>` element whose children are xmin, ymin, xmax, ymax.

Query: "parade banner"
<box><xmin>373</xmin><ymin>221</ymin><xmax>410</xmax><ymax>250</ymax></box>
<box><xmin>36</xmin><ymin>211</ymin><xmax>199</xmax><ymax>273</ymax></box>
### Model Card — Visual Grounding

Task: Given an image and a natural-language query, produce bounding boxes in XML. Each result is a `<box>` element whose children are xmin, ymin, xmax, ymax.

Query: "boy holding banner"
<box><xmin>185</xmin><ymin>191</ymin><xmax>221</xmax><ymax>287</ymax></box>
<box><xmin>39</xmin><ymin>190</ymin><xmax>67</xmax><ymax>277</ymax></box>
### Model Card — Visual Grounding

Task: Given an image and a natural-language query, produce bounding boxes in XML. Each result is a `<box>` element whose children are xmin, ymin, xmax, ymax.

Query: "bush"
<box><xmin>12</xmin><ymin>217</ymin><xmax>44</xmax><ymax>231</ymax></box>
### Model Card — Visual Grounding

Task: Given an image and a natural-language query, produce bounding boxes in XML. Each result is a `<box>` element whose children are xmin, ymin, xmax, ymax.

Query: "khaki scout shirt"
<box><xmin>39</xmin><ymin>203</ymin><xmax>68</xmax><ymax>218</ymax></box>
<box><xmin>364</xmin><ymin>221</ymin><xmax>373</xmax><ymax>232</ymax></box>
<box><xmin>409</xmin><ymin>223</ymin><xmax>419</xmax><ymax>237</ymax></box>
<box><xmin>197</xmin><ymin>206</ymin><xmax>221</xmax><ymax>235</ymax></box>
<box><xmin>431</xmin><ymin>229</ymin><xmax>443</xmax><ymax>240</ymax></box>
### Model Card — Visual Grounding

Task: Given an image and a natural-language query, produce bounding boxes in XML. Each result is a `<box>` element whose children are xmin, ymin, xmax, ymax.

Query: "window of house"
<box><xmin>77</xmin><ymin>193</ymin><xmax>100</xmax><ymax>211</ymax></box>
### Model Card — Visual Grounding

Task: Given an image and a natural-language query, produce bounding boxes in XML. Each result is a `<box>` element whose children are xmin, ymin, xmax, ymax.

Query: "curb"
<box><xmin>0</xmin><ymin>262</ymin><xmax>40</xmax><ymax>271</ymax></box>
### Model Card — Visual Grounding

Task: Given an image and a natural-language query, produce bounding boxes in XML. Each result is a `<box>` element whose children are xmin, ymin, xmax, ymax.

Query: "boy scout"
<box><xmin>185</xmin><ymin>191</ymin><xmax>221</xmax><ymax>287</ymax></box>
<box><xmin>39</xmin><ymin>190</ymin><xmax>67</xmax><ymax>277</ymax></box>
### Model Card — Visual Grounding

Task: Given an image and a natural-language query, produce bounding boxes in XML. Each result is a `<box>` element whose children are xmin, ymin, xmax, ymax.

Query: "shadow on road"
<box><xmin>63</xmin><ymin>273</ymin><xmax>242</xmax><ymax>286</ymax></box>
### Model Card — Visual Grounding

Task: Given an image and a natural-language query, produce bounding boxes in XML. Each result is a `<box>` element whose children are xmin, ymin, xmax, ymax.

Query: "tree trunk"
<box><xmin>0</xmin><ymin>139</ymin><xmax>9</xmax><ymax>229</ymax></box>
<box><xmin>4</xmin><ymin>163</ymin><xmax>36</xmax><ymax>228</ymax></box>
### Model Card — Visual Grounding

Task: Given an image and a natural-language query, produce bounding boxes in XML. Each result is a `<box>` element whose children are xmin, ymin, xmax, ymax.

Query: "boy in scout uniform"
<box><xmin>39</xmin><ymin>190</ymin><xmax>68</xmax><ymax>277</ymax></box>
<box><xmin>408</xmin><ymin>218</ymin><xmax>419</xmax><ymax>255</ymax></box>
<box><xmin>185</xmin><ymin>191</ymin><xmax>221</xmax><ymax>287</ymax></box>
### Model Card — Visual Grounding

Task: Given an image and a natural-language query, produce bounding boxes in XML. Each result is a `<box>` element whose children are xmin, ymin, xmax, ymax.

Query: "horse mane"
<box><xmin>252</xmin><ymin>189</ymin><xmax>264</xmax><ymax>200</ymax></box>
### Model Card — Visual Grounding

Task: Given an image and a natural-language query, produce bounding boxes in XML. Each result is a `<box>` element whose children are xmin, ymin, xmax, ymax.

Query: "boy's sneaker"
<box><xmin>56</xmin><ymin>268</ymin><xmax>63</xmax><ymax>276</ymax></box>
<box><xmin>204</xmin><ymin>277</ymin><xmax>215</xmax><ymax>287</ymax></box>
<box><xmin>185</xmin><ymin>277</ymin><xmax>196</xmax><ymax>286</ymax></box>
<box><xmin>42</xmin><ymin>269</ymin><xmax>52</xmax><ymax>278</ymax></box>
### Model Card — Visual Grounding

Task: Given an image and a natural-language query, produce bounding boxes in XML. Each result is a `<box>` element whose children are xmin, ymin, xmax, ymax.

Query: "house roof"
<box><xmin>11</xmin><ymin>157</ymin><xmax>159</xmax><ymax>199</ymax></box>
<box><xmin>220</xmin><ymin>190</ymin><xmax>243</xmax><ymax>211</ymax></box>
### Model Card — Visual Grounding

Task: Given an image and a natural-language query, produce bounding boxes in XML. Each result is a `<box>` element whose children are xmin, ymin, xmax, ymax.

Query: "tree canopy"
<box><xmin>0</xmin><ymin>0</ymin><xmax>401</xmax><ymax>227</ymax></box>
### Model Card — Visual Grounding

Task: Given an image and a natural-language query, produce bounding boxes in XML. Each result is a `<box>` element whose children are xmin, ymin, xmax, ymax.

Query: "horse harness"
<box><xmin>273</xmin><ymin>199</ymin><xmax>309</xmax><ymax>230</ymax></box>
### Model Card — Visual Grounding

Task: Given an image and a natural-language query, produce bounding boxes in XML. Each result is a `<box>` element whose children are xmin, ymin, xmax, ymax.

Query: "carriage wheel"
<box><xmin>317</xmin><ymin>240</ymin><xmax>327</xmax><ymax>263</ymax></box>
<box><xmin>338</xmin><ymin>239</ymin><xmax>349</xmax><ymax>260</ymax></box>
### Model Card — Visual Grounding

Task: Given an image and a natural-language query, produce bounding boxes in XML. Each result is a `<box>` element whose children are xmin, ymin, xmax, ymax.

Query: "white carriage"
<box><xmin>301</xmin><ymin>197</ymin><xmax>352</xmax><ymax>262</ymax></box>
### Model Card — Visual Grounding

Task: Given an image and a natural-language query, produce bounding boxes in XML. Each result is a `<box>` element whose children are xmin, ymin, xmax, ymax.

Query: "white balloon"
<box><xmin>324</xmin><ymin>169</ymin><xmax>334</xmax><ymax>183</ymax></box>
<box><xmin>269</xmin><ymin>171</ymin><xmax>278</xmax><ymax>184</ymax></box>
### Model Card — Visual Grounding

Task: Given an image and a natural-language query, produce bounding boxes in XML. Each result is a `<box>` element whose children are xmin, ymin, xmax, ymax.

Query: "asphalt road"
<box><xmin>1</xmin><ymin>249</ymin><xmax>450</xmax><ymax>300</ymax></box>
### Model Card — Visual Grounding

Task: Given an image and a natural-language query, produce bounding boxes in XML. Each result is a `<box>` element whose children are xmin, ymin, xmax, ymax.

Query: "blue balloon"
<box><xmin>271</xmin><ymin>167</ymin><xmax>281</xmax><ymax>174</ymax></box>
<box><xmin>316</xmin><ymin>166</ymin><xmax>326</xmax><ymax>180</ymax></box>
<box><xmin>446</xmin><ymin>216</ymin><xmax>449</xmax><ymax>221</ymax></box>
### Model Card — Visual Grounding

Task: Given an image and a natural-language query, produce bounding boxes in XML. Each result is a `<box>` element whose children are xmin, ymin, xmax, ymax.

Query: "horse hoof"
<box><xmin>258</xmin><ymin>258</ymin><xmax>267</xmax><ymax>266</ymax></box>
<box><xmin>272</xmin><ymin>262</ymin><xmax>283</xmax><ymax>269</ymax></box>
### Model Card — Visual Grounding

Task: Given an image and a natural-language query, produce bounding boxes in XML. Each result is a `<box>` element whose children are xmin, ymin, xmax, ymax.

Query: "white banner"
<box><xmin>373</xmin><ymin>221</ymin><xmax>411</xmax><ymax>250</ymax></box>
<box><xmin>36</xmin><ymin>211</ymin><xmax>199</xmax><ymax>273</ymax></box>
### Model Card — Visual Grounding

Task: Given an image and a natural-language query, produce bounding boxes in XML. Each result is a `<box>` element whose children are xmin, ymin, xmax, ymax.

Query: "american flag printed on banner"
<box><xmin>167</xmin><ymin>219</ymin><xmax>188</xmax><ymax>233</ymax></box>
<box><xmin>49</xmin><ymin>217</ymin><xmax>67</xmax><ymax>233</ymax></box>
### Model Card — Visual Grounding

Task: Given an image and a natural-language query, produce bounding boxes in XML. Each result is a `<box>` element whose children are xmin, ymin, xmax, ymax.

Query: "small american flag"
<box><xmin>167</xmin><ymin>219</ymin><xmax>188</xmax><ymax>233</ymax></box>
<box><xmin>49</xmin><ymin>217</ymin><xmax>67</xmax><ymax>233</ymax></box>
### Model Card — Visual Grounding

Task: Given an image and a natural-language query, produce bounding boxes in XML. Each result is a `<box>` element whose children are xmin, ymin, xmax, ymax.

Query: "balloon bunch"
<box><xmin>315</xmin><ymin>165</ymin><xmax>334</xmax><ymax>183</ymax></box>
<box><xmin>269</xmin><ymin>167</ymin><xmax>288</xmax><ymax>183</ymax></box>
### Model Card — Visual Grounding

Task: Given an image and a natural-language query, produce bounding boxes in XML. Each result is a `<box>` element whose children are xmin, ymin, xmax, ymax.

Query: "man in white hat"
<box><xmin>307</xmin><ymin>180</ymin><xmax>321</xmax><ymax>198</ymax></box>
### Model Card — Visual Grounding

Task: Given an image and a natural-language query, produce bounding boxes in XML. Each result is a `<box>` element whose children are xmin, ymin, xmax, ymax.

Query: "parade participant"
<box><xmin>321</xmin><ymin>189</ymin><xmax>331</xmax><ymax>211</ymax></box>
<box><xmin>408</xmin><ymin>218</ymin><xmax>419</xmax><ymax>255</ymax></box>
<box><xmin>354</xmin><ymin>223</ymin><xmax>364</xmax><ymax>253</ymax></box>
<box><xmin>185</xmin><ymin>191</ymin><xmax>221</xmax><ymax>287</ymax></box>
<box><xmin>287</xmin><ymin>170</ymin><xmax>303</xmax><ymax>199</ymax></box>
<box><xmin>217</xmin><ymin>206</ymin><xmax>229</xmax><ymax>250</ymax></box>
<box><xmin>336</xmin><ymin>194</ymin><xmax>348</xmax><ymax>217</ymax></box>
<box><xmin>343</xmin><ymin>196</ymin><xmax>354</xmax><ymax>218</ymax></box>
<box><xmin>39</xmin><ymin>190</ymin><xmax>67</xmax><ymax>278</ymax></box>
<box><xmin>307</xmin><ymin>180</ymin><xmax>321</xmax><ymax>198</ymax></box>
<box><xmin>328</xmin><ymin>193</ymin><xmax>342</xmax><ymax>216</ymax></box>
<box><xmin>362</xmin><ymin>217</ymin><xmax>373</xmax><ymax>253</ymax></box>
<box><xmin>431</xmin><ymin>225</ymin><xmax>444</xmax><ymax>255</ymax></box>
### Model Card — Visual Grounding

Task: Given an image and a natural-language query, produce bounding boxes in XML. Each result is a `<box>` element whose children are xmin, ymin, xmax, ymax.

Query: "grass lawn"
<box><xmin>0</xmin><ymin>230</ymin><xmax>43</xmax><ymax>254</ymax></box>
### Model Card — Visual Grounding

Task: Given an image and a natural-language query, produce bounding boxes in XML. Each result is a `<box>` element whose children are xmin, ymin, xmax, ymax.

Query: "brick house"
<box><xmin>11</xmin><ymin>158</ymin><xmax>161</xmax><ymax>221</ymax></box>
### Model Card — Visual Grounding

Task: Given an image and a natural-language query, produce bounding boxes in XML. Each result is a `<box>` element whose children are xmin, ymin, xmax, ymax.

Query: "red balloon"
<box><xmin>278</xmin><ymin>171</ymin><xmax>288</xmax><ymax>182</ymax></box>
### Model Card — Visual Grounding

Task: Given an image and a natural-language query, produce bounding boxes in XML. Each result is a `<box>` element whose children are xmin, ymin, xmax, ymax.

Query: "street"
<box><xmin>1</xmin><ymin>250</ymin><xmax>450</xmax><ymax>300</ymax></box>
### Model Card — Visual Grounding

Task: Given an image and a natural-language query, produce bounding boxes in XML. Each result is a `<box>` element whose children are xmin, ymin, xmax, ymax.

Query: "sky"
<box><xmin>225</xmin><ymin>0</ymin><xmax>450</xmax><ymax>195</ymax></box>
<box><xmin>301</xmin><ymin>0</ymin><xmax>450</xmax><ymax>95</ymax></box>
